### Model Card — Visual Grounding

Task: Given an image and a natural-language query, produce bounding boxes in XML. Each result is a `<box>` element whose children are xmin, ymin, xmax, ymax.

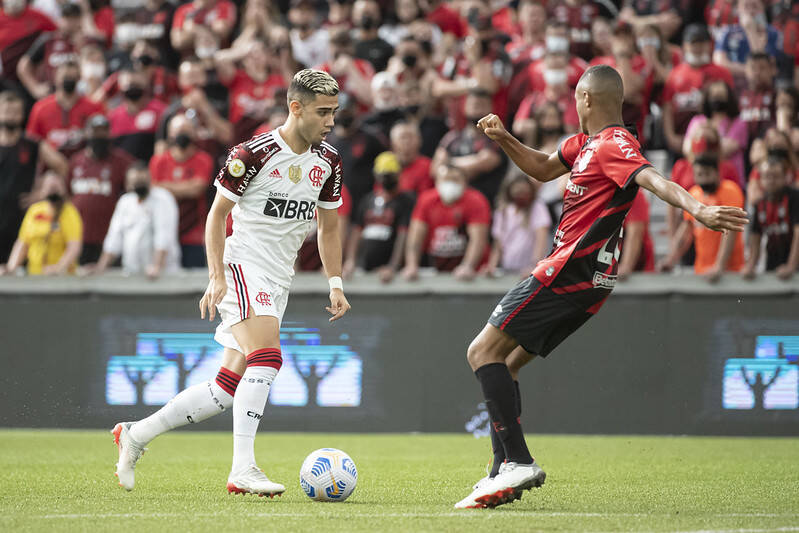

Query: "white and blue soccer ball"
<box><xmin>299</xmin><ymin>448</ymin><xmax>358</xmax><ymax>502</ymax></box>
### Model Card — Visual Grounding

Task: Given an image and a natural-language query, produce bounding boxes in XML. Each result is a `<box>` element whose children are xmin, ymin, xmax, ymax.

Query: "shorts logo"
<box><xmin>492</xmin><ymin>304</ymin><xmax>503</xmax><ymax>316</ymax></box>
<box><xmin>546</xmin><ymin>266</ymin><xmax>555</xmax><ymax>276</ymax></box>
<box><xmin>264</xmin><ymin>198</ymin><xmax>317</xmax><ymax>220</ymax></box>
<box><xmin>309</xmin><ymin>165</ymin><xmax>325</xmax><ymax>187</ymax></box>
<box><xmin>228</xmin><ymin>158</ymin><xmax>246</xmax><ymax>177</ymax></box>
<box><xmin>288</xmin><ymin>165</ymin><xmax>302</xmax><ymax>184</ymax></box>
<box><xmin>255</xmin><ymin>291</ymin><xmax>272</xmax><ymax>306</ymax></box>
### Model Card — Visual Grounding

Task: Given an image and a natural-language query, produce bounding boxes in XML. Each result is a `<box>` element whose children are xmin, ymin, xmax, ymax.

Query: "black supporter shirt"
<box><xmin>0</xmin><ymin>137</ymin><xmax>39</xmax><ymax>259</ymax></box>
<box><xmin>354</xmin><ymin>190</ymin><xmax>415</xmax><ymax>271</ymax></box>
<box><xmin>750</xmin><ymin>187</ymin><xmax>799</xmax><ymax>270</ymax></box>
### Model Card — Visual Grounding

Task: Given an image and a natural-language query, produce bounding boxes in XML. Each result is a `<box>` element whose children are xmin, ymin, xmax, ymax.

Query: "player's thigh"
<box><xmin>467</xmin><ymin>322</ymin><xmax>520</xmax><ymax>370</ymax></box>
<box><xmin>506</xmin><ymin>346</ymin><xmax>536</xmax><ymax>379</ymax></box>
<box><xmin>222</xmin><ymin>347</ymin><xmax>246</xmax><ymax>375</ymax></box>
<box><xmin>230</xmin><ymin>315</ymin><xmax>281</xmax><ymax>354</ymax></box>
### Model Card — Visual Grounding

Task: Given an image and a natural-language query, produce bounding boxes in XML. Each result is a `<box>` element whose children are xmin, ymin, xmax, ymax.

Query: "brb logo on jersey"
<box><xmin>264</xmin><ymin>197</ymin><xmax>317</xmax><ymax>220</ymax></box>
<box><xmin>309</xmin><ymin>165</ymin><xmax>325</xmax><ymax>188</ymax></box>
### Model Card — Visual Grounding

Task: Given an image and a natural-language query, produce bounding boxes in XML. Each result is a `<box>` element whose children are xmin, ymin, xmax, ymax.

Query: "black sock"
<box><xmin>515</xmin><ymin>380</ymin><xmax>521</xmax><ymax>418</ymax></box>
<box><xmin>475</xmin><ymin>363</ymin><xmax>533</xmax><ymax>465</ymax></box>
<box><xmin>489</xmin><ymin>379</ymin><xmax>522</xmax><ymax>477</ymax></box>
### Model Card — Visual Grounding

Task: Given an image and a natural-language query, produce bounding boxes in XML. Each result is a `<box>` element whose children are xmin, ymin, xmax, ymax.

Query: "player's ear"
<box><xmin>289</xmin><ymin>99</ymin><xmax>303</xmax><ymax>117</ymax></box>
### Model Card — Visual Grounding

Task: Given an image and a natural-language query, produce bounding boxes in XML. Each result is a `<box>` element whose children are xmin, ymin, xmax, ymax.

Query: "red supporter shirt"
<box><xmin>222</xmin><ymin>69</ymin><xmax>286</xmax><ymax>125</ymax></box>
<box><xmin>108</xmin><ymin>99</ymin><xmax>166</xmax><ymax>160</ymax></box>
<box><xmin>623</xmin><ymin>190</ymin><xmax>655</xmax><ymax>272</ymax></box>
<box><xmin>505</xmin><ymin>38</ymin><xmax>546</xmax><ymax>65</ymax></box>
<box><xmin>93</xmin><ymin>6</ymin><xmax>115</xmax><ymax>48</ymax></box>
<box><xmin>662</xmin><ymin>62</ymin><xmax>734</xmax><ymax>135</ymax></box>
<box><xmin>149</xmin><ymin>149</ymin><xmax>214</xmax><ymax>246</ymax></box>
<box><xmin>25</xmin><ymin>31</ymin><xmax>78</xmax><ymax>84</ymax></box>
<box><xmin>399</xmin><ymin>156</ymin><xmax>434</xmax><ymax>197</ymax></box>
<box><xmin>549</xmin><ymin>2</ymin><xmax>597</xmax><ymax>61</ymax></box>
<box><xmin>671</xmin><ymin>158</ymin><xmax>741</xmax><ymax>190</ymax></box>
<box><xmin>535</xmin><ymin>126</ymin><xmax>652</xmax><ymax>313</ymax></box>
<box><xmin>67</xmin><ymin>147</ymin><xmax>134</xmax><ymax>245</ymax></box>
<box><xmin>0</xmin><ymin>7</ymin><xmax>56</xmax><ymax>82</ymax></box>
<box><xmin>527</xmin><ymin>56</ymin><xmax>588</xmax><ymax>93</ymax></box>
<box><xmin>426</xmin><ymin>4</ymin><xmax>467</xmax><ymax>38</ymax></box>
<box><xmin>26</xmin><ymin>95</ymin><xmax>105</xmax><ymax>156</ymax></box>
<box><xmin>172</xmin><ymin>0</ymin><xmax>236</xmax><ymax>31</ymax></box>
<box><xmin>411</xmin><ymin>187</ymin><xmax>491</xmax><ymax>272</ymax></box>
<box><xmin>739</xmin><ymin>89</ymin><xmax>775</xmax><ymax>140</ymax></box>
<box><xmin>514</xmin><ymin>91</ymin><xmax>580</xmax><ymax>129</ymax></box>
<box><xmin>100</xmin><ymin>67</ymin><xmax>179</xmax><ymax>105</ymax></box>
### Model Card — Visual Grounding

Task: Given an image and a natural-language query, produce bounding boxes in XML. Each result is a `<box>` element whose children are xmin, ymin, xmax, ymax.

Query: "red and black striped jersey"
<box><xmin>532</xmin><ymin>126</ymin><xmax>652</xmax><ymax>313</ymax></box>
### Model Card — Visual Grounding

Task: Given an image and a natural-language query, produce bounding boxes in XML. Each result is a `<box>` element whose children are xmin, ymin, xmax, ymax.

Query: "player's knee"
<box><xmin>466</xmin><ymin>338</ymin><xmax>488</xmax><ymax>370</ymax></box>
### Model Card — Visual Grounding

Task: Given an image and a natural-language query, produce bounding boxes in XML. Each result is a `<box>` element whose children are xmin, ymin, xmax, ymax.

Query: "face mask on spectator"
<box><xmin>543</xmin><ymin>68</ymin><xmax>568</xmax><ymax>87</ymax></box>
<box><xmin>512</xmin><ymin>192</ymin><xmax>533</xmax><ymax>209</ymax></box>
<box><xmin>81</xmin><ymin>62</ymin><xmax>106</xmax><ymax>79</ymax></box>
<box><xmin>437</xmin><ymin>180</ymin><xmax>465</xmax><ymax>204</ymax></box>
<box><xmin>545</xmin><ymin>36</ymin><xmax>569</xmax><ymax>53</ymax></box>
<box><xmin>708</xmin><ymin>99</ymin><xmax>728</xmax><ymax>113</ymax></box>
<box><xmin>61</xmin><ymin>78</ymin><xmax>78</xmax><ymax>94</ymax></box>
<box><xmin>684</xmin><ymin>52</ymin><xmax>710</xmax><ymax>67</ymax></box>
<box><xmin>637</xmin><ymin>37</ymin><xmax>660</xmax><ymax>50</ymax></box>
<box><xmin>401</xmin><ymin>104</ymin><xmax>420</xmax><ymax>115</ymax></box>
<box><xmin>699</xmin><ymin>182</ymin><xmax>719</xmax><ymax>194</ymax></box>
<box><xmin>88</xmin><ymin>137</ymin><xmax>110</xmax><ymax>158</ymax></box>
<box><xmin>378</xmin><ymin>173</ymin><xmax>399</xmax><ymax>191</ymax></box>
<box><xmin>47</xmin><ymin>192</ymin><xmax>64</xmax><ymax>204</ymax></box>
<box><xmin>134</xmin><ymin>184</ymin><xmax>149</xmax><ymax>199</ymax></box>
<box><xmin>171</xmin><ymin>133</ymin><xmax>192</xmax><ymax>149</ymax></box>
<box><xmin>767</xmin><ymin>148</ymin><xmax>790</xmax><ymax>161</ymax></box>
<box><xmin>134</xmin><ymin>54</ymin><xmax>155</xmax><ymax>67</ymax></box>
<box><xmin>123</xmin><ymin>85</ymin><xmax>145</xmax><ymax>101</ymax></box>
<box><xmin>358</xmin><ymin>15</ymin><xmax>377</xmax><ymax>30</ymax></box>
<box><xmin>401</xmin><ymin>54</ymin><xmax>417</xmax><ymax>68</ymax></box>
<box><xmin>196</xmin><ymin>46</ymin><xmax>218</xmax><ymax>59</ymax></box>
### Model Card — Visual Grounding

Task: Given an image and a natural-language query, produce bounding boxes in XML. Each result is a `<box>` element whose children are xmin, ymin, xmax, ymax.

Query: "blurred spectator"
<box><xmin>325</xmin><ymin>93</ymin><xmax>387</xmax><ymax>211</ymax></box>
<box><xmin>636</xmin><ymin>24</ymin><xmax>682</xmax><ymax>99</ymax></box>
<box><xmin>1</xmin><ymin>172</ymin><xmax>82</xmax><ymax>276</ymax></box>
<box><xmin>660</xmin><ymin>155</ymin><xmax>745</xmax><ymax>281</ymax></box>
<box><xmin>149</xmin><ymin>114</ymin><xmax>213</xmax><ymax>268</ymax></box>
<box><xmin>170</xmin><ymin>0</ymin><xmax>237</xmax><ymax>57</ymax></box>
<box><xmin>747</xmin><ymin>128</ymin><xmax>799</xmax><ymax>204</ymax></box>
<box><xmin>66</xmin><ymin>114</ymin><xmax>133</xmax><ymax>264</ymax></box>
<box><xmin>514</xmin><ymin>51</ymin><xmax>580</xmax><ymax>138</ymax></box>
<box><xmin>505</xmin><ymin>0</ymin><xmax>547</xmax><ymax>66</ymax></box>
<box><xmin>484</xmin><ymin>173</ymin><xmax>551</xmax><ymax>278</ymax></box>
<box><xmin>316</xmin><ymin>28</ymin><xmax>375</xmax><ymax>112</ymax></box>
<box><xmin>26</xmin><ymin>61</ymin><xmax>105</xmax><ymax>157</ymax></box>
<box><xmin>252</xmin><ymin>103</ymin><xmax>289</xmax><ymax>137</ymax></box>
<box><xmin>0</xmin><ymin>91</ymin><xmax>68</xmax><ymax>262</ymax></box>
<box><xmin>113</xmin><ymin>0</ymin><xmax>177</xmax><ymax>68</ymax></box>
<box><xmin>739</xmin><ymin>52</ymin><xmax>777</xmax><ymax>140</ymax></box>
<box><xmin>669</xmin><ymin>124</ymin><xmax>741</xmax><ymax>236</ymax></box>
<box><xmin>16</xmin><ymin>2</ymin><xmax>83</xmax><ymax>101</ymax></box>
<box><xmin>591</xmin><ymin>17</ymin><xmax>613</xmax><ymax>59</ymax></box>
<box><xmin>89</xmin><ymin>162</ymin><xmax>181</xmax><ymax>277</ymax></box>
<box><xmin>156</xmin><ymin>57</ymin><xmax>232</xmax><ymax>160</ymax></box>
<box><xmin>325</xmin><ymin>0</ymin><xmax>353</xmax><ymax>31</ymax></box>
<box><xmin>548</xmin><ymin>0</ymin><xmax>603</xmax><ymax>62</ymax></box>
<box><xmin>526</xmin><ymin>21</ymin><xmax>588</xmax><ymax>93</ymax></box>
<box><xmin>662</xmin><ymin>24</ymin><xmax>733</xmax><ymax>156</ymax></box>
<box><xmin>706</xmin><ymin>0</ymin><xmax>738</xmax><ymax>41</ymax></box>
<box><xmin>379</xmin><ymin>0</ymin><xmax>442</xmax><ymax>48</ymax></box>
<box><xmin>385</xmin><ymin>35</ymin><xmax>437</xmax><ymax>99</ymax></box>
<box><xmin>94</xmin><ymin>40</ymin><xmax>179</xmax><ymax>105</ymax></box>
<box><xmin>590</xmin><ymin>22</ymin><xmax>652</xmax><ymax>142</ymax></box>
<box><xmin>108</xmin><ymin>66</ymin><xmax>166</xmax><ymax>161</ymax></box>
<box><xmin>424</xmin><ymin>0</ymin><xmax>467</xmax><ymax>39</ymax></box>
<box><xmin>362</xmin><ymin>71</ymin><xmax>404</xmax><ymax>139</ymax></box>
<box><xmin>774</xmin><ymin>87</ymin><xmax>799</xmax><ymax>148</ymax></box>
<box><xmin>390</xmin><ymin>121</ymin><xmax>434</xmax><ymax>198</ymax></box>
<box><xmin>743</xmin><ymin>157</ymin><xmax>799</xmax><ymax>280</ymax></box>
<box><xmin>403</xmin><ymin>164</ymin><xmax>490</xmax><ymax>280</ymax></box>
<box><xmin>0</xmin><ymin>0</ymin><xmax>57</xmax><ymax>93</ymax></box>
<box><xmin>769</xmin><ymin>0</ymin><xmax>799</xmax><ymax>81</ymax></box>
<box><xmin>295</xmin><ymin>184</ymin><xmax>352</xmax><ymax>272</ymax></box>
<box><xmin>77</xmin><ymin>40</ymin><xmax>107</xmax><ymax>97</ymax></box>
<box><xmin>618</xmin><ymin>189</ymin><xmax>655</xmax><ymax>280</ymax></box>
<box><xmin>214</xmin><ymin>39</ymin><xmax>288</xmax><ymax>142</ymax></box>
<box><xmin>713</xmin><ymin>0</ymin><xmax>783</xmax><ymax>82</ymax></box>
<box><xmin>394</xmin><ymin>81</ymin><xmax>447</xmax><ymax>158</ymax></box>
<box><xmin>232</xmin><ymin>0</ymin><xmax>280</xmax><ymax>47</ymax></box>
<box><xmin>618</xmin><ymin>0</ymin><xmax>682</xmax><ymax>40</ymax></box>
<box><xmin>683</xmin><ymin>80</ymin><xmax>747</xmax><ymax>183</ymax></box>
<box><xmin>352</xmin><ymin>0</ymin><xmax>394</xmax><ymax>73</ymax></box>
<box><xmin>343</xmin><ymin>152</ymin><xmax>415</xmax><ymax>282</ymax></box>
<box><xmin>432</xmin><ymin>89</ymin><xmax>507</xmax><ymax>204</ymax></box>
<box><xmin>288</xmin><ymin>0</ymin><xmax>330</xmax><ymax>68</ymax></box>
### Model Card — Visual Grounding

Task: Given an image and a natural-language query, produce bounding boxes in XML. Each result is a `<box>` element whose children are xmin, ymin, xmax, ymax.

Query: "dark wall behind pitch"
<box><xmin>1</xmin><ymin>291</ymin><xmax>797</xmax><ymax>435</ymax></box>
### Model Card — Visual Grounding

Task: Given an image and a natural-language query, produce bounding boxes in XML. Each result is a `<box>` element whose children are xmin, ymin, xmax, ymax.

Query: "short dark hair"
<box><xmin>287</xmin><ymin>69</ymin><xmax>340</xmax><ymax>106</ymax></box>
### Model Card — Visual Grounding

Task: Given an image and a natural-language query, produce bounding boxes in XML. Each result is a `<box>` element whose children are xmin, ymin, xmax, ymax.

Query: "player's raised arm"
<box><xmin>317</xmin><ymin>207</ymin><xmax>351</xmax><ymax>322</ymax></box>
<box><xmin>634</xmin><ymin>166</ymin><xmax>749</xmax><ymax>232</ymax></box>
<box><xmin>199</xmin><ymin>192</ymin><xmax>235</xmax><ymax>321</ymax></box>
<box><xmin>476</xmin><ymin>114</ymin><xmax>568</xmax><ymax>183</ymax></box>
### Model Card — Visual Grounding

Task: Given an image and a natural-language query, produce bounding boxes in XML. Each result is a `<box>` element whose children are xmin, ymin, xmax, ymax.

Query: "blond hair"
<box><xmin>287</xmin><ymin>69</ymin><xmax>339</xmax><ymax>105</ymax></box>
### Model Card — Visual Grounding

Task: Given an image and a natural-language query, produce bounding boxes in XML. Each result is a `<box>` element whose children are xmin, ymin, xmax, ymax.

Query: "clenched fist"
<box><xmin>476</xmin><ymin>114</ymin><xmax>509</xmax><ymax>143</ymax></box>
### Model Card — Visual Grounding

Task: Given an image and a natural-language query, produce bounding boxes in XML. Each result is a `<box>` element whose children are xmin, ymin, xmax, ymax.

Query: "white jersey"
<box><xmin>214</xmin><ymin>130</ymin><xmax>343</xmax><ymax>288</ymax></box>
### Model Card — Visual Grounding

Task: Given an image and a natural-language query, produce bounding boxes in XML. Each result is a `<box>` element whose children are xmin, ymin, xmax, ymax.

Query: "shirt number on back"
<box><xmin>597</xmin><ymin>228</ymin><xmax>622</xmax><ymax>265</ymax></box>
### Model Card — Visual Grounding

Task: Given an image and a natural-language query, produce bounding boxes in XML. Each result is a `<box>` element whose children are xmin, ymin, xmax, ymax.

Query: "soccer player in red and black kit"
<box><xmin>454</xmin><ymin>65</ymin><xmax>749</xmax><ymax>509</ymax></box>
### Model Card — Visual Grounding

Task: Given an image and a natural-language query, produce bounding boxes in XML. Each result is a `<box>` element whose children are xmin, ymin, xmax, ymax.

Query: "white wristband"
<box><xmin>328</xmin><ymin>276</ymin><xmax>343</xmax><ymax>291</ymax></box>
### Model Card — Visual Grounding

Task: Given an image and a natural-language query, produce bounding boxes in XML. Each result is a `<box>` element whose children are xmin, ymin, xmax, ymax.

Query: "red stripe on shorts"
<box><xmin>500</xmin><ymin>284</ymin><xmax>544</xmax><ymax>330</ymax></box>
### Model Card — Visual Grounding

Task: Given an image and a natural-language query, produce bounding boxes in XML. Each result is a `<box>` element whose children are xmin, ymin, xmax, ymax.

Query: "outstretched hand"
<box><xmin>326</xmin><ymin>288</ymin><xmax>351</xmax><ymax>322</ymax></box>
<box><xmin>695</xmin><ymin>205</ymin><xmax>749</xmax><ymax>232</ymax></box>
<box><xmin>476</xmin><ymin>114</ymin><xmax>509</xmax><ymax>143</ymax></box>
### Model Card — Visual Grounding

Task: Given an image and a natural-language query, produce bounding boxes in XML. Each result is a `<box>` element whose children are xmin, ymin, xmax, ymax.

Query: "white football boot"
<box><xmin>474</xmin><ymin>461</ymin><xmax>546</xmax><ymax>508</ymax></box>
<box><xmin>227</xmin><ymin>465</ymin><xmax>286</xmax><ymax>498</ymax></box>
<box><xmin>112</xmin><ymin>422</ymin><xmax>146</xmax><ymax>491</ymax></box>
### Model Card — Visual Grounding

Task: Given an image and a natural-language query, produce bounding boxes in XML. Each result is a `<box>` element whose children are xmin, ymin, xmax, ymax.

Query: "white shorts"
<box><xmin>214</xmin><ymin>262</ymin><xmax>290</xmax><ymax>352</ymax></box>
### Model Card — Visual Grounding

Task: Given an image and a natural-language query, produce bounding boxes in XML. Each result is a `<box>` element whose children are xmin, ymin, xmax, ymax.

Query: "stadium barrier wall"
<box><xmin>1</xmin><ymin>273</ymin><xmax>798</xmax><ymax>436</ymax></box>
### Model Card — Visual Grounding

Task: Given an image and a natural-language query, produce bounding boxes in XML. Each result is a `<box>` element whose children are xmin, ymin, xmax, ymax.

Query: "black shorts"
<box><xmin>487</xmin><ymin>275</ymin><xmax>594</xmax><ymax>357</ymax></box>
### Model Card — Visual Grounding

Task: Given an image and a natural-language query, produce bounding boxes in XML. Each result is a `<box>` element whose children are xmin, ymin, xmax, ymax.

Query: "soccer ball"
<box><xmin>299</xmin><ymin>448</ymin><xmax>358</xmax><ymax>502</ymax></box>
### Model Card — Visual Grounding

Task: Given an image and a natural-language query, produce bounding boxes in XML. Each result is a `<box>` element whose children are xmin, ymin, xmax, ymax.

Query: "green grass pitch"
<box><xmin>1</xmin><ymin>430</ymin><xmax>797</xmax><ymax>532</ymax></box>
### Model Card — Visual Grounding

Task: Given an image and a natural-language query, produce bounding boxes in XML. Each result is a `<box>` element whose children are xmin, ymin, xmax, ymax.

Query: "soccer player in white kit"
<box><xmin>111</xmin><ymin>69</ymin><xmax>351</xmax><ymax>496</ymax></box>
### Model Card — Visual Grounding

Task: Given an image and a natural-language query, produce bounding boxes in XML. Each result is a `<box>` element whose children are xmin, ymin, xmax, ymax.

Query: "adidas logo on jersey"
<box><xmin>264</xmin><ymin>198</ymin><xmax>317</xmax><ymax>220</ymax></box>
<box><xmin>269</xmin><ymin>168</ymin><xmax>282</xmax><ymax>179</ymax></box>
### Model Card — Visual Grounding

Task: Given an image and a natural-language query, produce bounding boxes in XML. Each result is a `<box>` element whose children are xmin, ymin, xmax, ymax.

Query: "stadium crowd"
<box><xmin>0</xmin><ymin>0</ymin><xmax>798</xmax><ymax>281</ymax></box>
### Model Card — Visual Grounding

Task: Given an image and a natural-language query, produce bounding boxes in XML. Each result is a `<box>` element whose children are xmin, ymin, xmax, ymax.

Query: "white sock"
<box><xmin>231</xmin><ymin>362</ymin><xmax>279</xmax><ymax>475</ymax></box>
<box><xmin>129</xmin><ymin>379</ymin><xmax>234</xmax><ymax>445</ymax></box>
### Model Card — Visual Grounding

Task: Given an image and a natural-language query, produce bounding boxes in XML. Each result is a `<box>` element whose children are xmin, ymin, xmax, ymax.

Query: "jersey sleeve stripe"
<box><xmin>215</xmin><ymin>181</ymin><xmax>242</xmax><ymax>203</ymax></box>
<box><xmin>317</xmin><ymin>198</ymin><xmax>343</xmax><ymax>210</ymax></box>
<box><xmin>557</xmin><ymin>146</ymin><xmax>569</xmax><ymax>169</ymax></box>
<box><xmin>500</xmin><ymin>283</ymin><xmax>545</xmax><ymax>330</ymax></box>
<box><xmin>623</xmin><ymin>163</ymin><xmax>652</xmax><ymax>189</ymax></box>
